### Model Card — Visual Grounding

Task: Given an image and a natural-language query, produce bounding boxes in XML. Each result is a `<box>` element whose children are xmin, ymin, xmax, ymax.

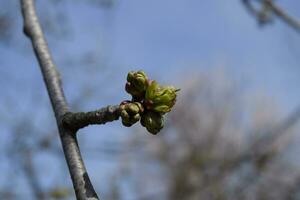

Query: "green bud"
<box><xmin>120</xmin><ymin>110</ymin><xmax>129</xmax><ymax>119</ymax></box>
<box><xmin>119</xmin><ymin>101</ymin><xmax>144</xmax><ymax>127</ymax></box>
<box><xmin>122</xmin><ymin>118</ymin><xmax>132</xmax><ymax>127</ymax></box>
<box><xmin>133</xmin><ymin>113</ymin><xmax>141</xmax><ymax>121</ymax></box>
<box><xmin>141</xmin><ymin>111</ymin><xmax>164</xmax><ymax>135</ymax></box>
<box><xmin>145</xmin><ymin>81</ymin><xmax>179</xmax><ymax>114</ymax></box>
<box><xmin>125</xmin><ymin>71</ymin><xmax>148</xmax><ymax>100</ymax></box>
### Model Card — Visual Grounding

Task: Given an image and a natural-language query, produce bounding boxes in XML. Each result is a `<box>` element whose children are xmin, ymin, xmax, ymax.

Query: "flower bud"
<box><xmin>125</xmin><ymin>71</ymin><xmax>148</xmax><ymax>100</ymax></box>
<box><xmin>119</xmin><ymin>101</ymin><xmax>144</xmax><ymax>127</ymax></box>
<box><xmin>145</xmin><ymin>81</ymin><xmax>179</xmax><ymax>114</ymax></box>
<box><xmin>141</xmin><ymin>111</ymin><xmax>164</xmax><ymax>135</ymax></box>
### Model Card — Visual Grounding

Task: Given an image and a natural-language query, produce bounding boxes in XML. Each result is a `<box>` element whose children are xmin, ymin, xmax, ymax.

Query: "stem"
<box><xmin>21</xmin><ymin>0</ymin><xmax>100</xmax><ymax>199</ymax></box>
<box><xmin>63</xmin><ymin>105</ymin><xmax>120</xmax><ymax>131</ymax></box>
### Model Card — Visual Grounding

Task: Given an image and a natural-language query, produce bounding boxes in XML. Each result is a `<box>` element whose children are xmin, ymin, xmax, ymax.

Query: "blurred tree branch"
<box><xmin>119</xmin><ymin>73</ymin><xmax>300</xmax><ymax>199</ymax></box>
<box><xmin>22</xmin><ymin>149</ymin><xmax>45</xmax><ymax>200</ymax></box>
<box><xmin>242</xmin><ymin>0</ymin><xmax>300</xmax><ymax>33</ymax></box>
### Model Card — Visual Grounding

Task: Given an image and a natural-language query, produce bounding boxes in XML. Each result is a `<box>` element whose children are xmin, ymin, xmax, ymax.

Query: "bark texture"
<box><xmin>20</xmin><ymin>0</ymin><xmax>120</xmax><ymax>199</ymax></box>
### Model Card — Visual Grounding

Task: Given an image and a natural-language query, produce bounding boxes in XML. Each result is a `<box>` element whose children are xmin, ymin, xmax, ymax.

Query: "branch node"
<box><xmin>23</xmin><ymin>25</ymin><xmax>30</xmax><ymax>38</ymax></box>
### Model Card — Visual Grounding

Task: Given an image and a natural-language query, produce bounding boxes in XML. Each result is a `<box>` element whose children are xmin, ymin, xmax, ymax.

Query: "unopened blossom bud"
<box><xmin>119</xmin><ymin>101</ymin><xmax>144</xmax><ymax>127</ymax></box>
<box><xmin>144</xmin><ymin>81</ymin><xmax>179</xmax><ymax>114</ymax></box>
<box><xmin>141</xmin><ymin>111</ymin><xmax>164</xmax><ymax>135</ymax></box>
<box><xmin>125</xmin><ymin>71</ymin><xmax>148</xmax><ymax>100</ymax></box>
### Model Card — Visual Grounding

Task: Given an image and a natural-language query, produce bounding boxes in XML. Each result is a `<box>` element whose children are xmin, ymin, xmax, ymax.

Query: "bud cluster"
<box><xmin>119</xmin><ymin>101</ymin><xmax>144</xmax><ymax>127</ymax></box>
<box><xmin>120</xmin><ymin>70</ymin><xmax>179</xmax><ymax>135</ymax></box>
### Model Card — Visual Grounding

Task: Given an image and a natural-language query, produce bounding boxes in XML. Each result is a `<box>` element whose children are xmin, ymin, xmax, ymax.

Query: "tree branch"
<box><xmin>22</xmin><ymin>149</ymin><xmax>45</xmax><ymax>200</ymax></box>
<box><xmin>21</xmin><ymin>0</ymin><xmax>101</xmax><ymax>199</ymax></box>
<box><xmin>266</xmin><ymin>0</ymin><xmax>300</xmax><ymax>33</ymax></box>
<box><xmin>242</xmin><ymin>0</ymin><xmax>300</xmax><ymax>33</ymax></box>
<box><xmin>63</xmin><ymin>105</ymin><xmax>120</xmax><ymax>131</ymax></box>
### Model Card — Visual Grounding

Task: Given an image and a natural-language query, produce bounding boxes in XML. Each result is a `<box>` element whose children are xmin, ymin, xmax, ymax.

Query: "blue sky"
<box><xmin>1</xmin><ymin>0</ymin><xmax>300</xmax><ymax>199</ymax></box>
<box><xmin>60</xmin><ymin>0</ymin><xmax>300</xmax><ymax>112</ymax></box>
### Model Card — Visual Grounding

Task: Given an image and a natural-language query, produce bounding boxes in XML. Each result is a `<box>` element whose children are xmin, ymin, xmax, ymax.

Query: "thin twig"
<box><xmin>266</xmin><ymin>0</ymin><xmax>300</xmax><ymax>33</ymax></box>
<box><xmin>20</xmin><ymin>0</ymin><xmax>100</xmax><ymax>199</ymax></box>
<box><xmin>242</xmin><ymin>0</ymin><xmax>300</xmax><ymax>33</ymax></box>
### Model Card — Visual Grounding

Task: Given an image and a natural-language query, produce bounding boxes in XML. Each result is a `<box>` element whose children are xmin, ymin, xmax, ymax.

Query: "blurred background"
<box><xmin>1</xmin><ymin>0</ymin><xmax>300</xmax><ymax>199</ymax></box>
